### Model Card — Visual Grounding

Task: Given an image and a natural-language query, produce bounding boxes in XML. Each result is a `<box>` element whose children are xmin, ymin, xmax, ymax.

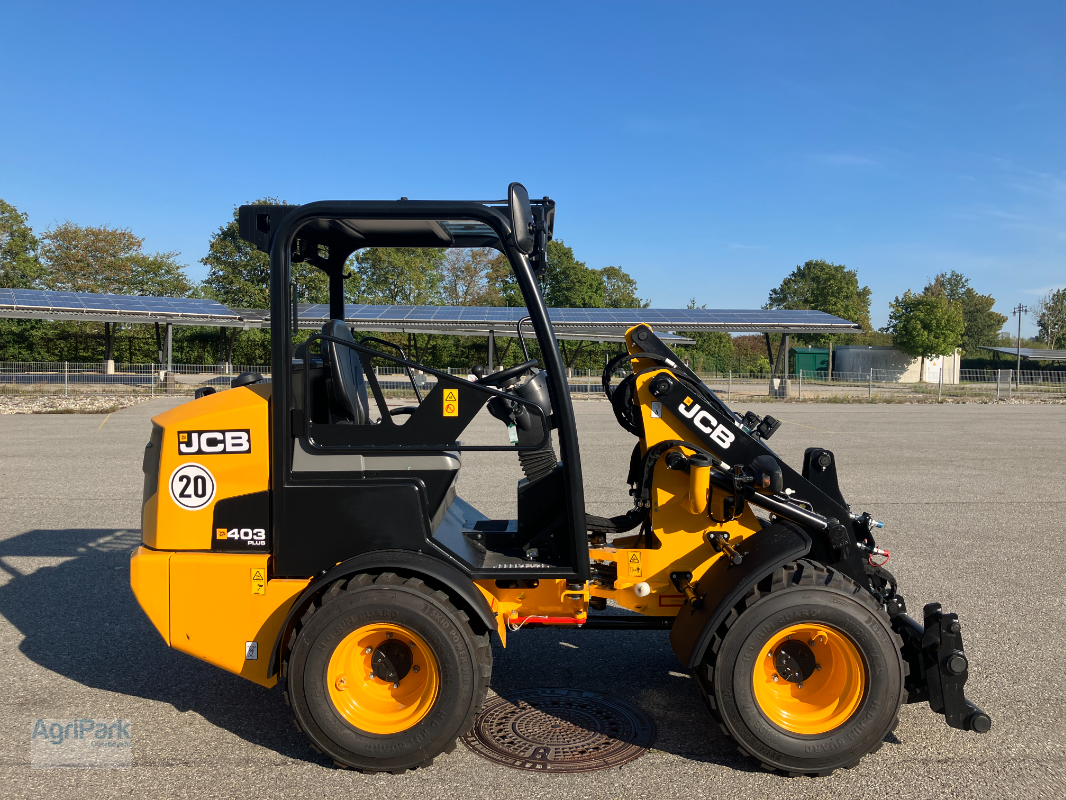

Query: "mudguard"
<box><xmin>670</xmin><ymin>522</ymin><xmax>811</xmax><ymax>669</ymax></box>
<box><xmin>267</xmin><ymin>549</ymin><xmax>496</xmax><ymax>677</ymax></box>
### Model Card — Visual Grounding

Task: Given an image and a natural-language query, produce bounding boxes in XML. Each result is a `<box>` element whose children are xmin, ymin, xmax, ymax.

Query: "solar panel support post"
<box><xmin>165</xmin><ymin>322</ymin><xmax>173</xmax><ymax>374</ymax></box>
<box><xmin>103</xmin><ymin>322</ymin><xmax>115</xmax><ymax>375</ymax></box>
<box><xmin>488</xmin><ymin>329</ymin><xmax>495</xmax><ymax>371</ymax></box>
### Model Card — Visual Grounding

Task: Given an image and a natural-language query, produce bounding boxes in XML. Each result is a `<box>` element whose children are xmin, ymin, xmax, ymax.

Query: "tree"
<box><xmin>541</xmin><ymin>240</ymin><xmax>604</xmax><ymax>309</ymax></box>
<box><xmin>923</xmin><ymin>271</ymin><xmax>1007</xmax><ymax>355</ymax></box>
<box><xmin>766</xmin><ymin>259</ymin><xmax>872</xmax><ymax>332</ymax></box>
<box><xmin>678</xmin><ymin>298</ymin><xmax>733</xmax><ymax>372</ymax></box>
<box><xmin>440</xmin><ymin>248</ymin><xmax>504</xmax><ymax>306</ymax></box>
<box><xmin>1035</xmin><ymin>288</ymin><xmax>1066</xmax><ymax>350</ymax></box>
<box><xmin>201</xmin><ymin>199</ymin><xmax>328</xmax><ymax>309</ymax></box>
<box><xmin>598</xmin><ymin>265</ymin><xmax>646</xmax><ymax>308</ymax></box>
<box><xmin>349</xmin><ymin>247</ymin><xmax>445</xmax><ymax>306</ymax></box>
<box><xmin>885</xmin><ymin>290</ymin><xmax>964</xmax><ymax>379</ymax></box>
<box><xmin>766</xmin><ymin>259</ymin><xmax>871</xmax><ymax>377</ymax></box>
<box><xmin>0</xmin><ymin>200</ymin><xmax>43</xmax><ymax>288</ymax></box>
<box><xmin>39</xmin><ymin>222</ymin><xmax>193</xmax><ymax>297</ymax></box>
<box><xmin>485</xmin><ymin>251</ymin><xmax>524</xmax><ymax>307</ymax></box>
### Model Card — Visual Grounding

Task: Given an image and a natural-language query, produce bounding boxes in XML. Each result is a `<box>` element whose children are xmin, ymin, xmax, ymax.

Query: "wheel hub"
<box><xmin>326</xmin><ymin>623</ymin><xmax>440</xmax><ymax>735</ymax></box>
<box><xmin>372</xmin><ymin>639</ymin><xmax>413</xmax><ymax>682</ymax></box>
<box><xmin>752</xmin><ymin>623</ymin><xmax>865</xmax><ymax>735</ymax></box>
<box><xmin>773</xmin><ymin>639</ymin><xmax>816</xmax><ymax>684</ymax></box>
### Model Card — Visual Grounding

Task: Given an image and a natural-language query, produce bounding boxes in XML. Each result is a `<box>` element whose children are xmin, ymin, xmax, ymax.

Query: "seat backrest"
<box><xmin>320</xmin><ymin>320</ymin><xmax>370</xmax><ymax>424</ymax></box>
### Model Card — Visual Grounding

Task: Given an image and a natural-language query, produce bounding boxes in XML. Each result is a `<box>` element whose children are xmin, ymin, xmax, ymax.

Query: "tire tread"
<box><xmin>696</xmin><ymin>559</ymin><xmax>904</xmax><ymax>776</ymax></box>
<box><xmin>281</xmin><ymin>571</ymin><xmax>492</xmax><ymax>773</ymax></box>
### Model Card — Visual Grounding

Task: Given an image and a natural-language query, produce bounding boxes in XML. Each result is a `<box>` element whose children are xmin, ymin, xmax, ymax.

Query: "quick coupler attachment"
<box><xmin>892</xmin><ymin>603</ymin><xmax>991</xmax><ymax>734</ymax></box>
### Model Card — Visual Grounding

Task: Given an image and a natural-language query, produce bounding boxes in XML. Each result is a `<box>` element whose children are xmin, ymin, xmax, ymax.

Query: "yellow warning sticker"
<box><xmin>216</xmin><ymin>527</ymin><xmax>228</xmax><ymax>540</ymax></box>
<box><xmin>683</xmin><ymin>396</ymin><xmax>692</xmax><ymax>405</ymax></box>
<box><xmin>628</xmin><ymin>551</ymin><xmax>642</xmax><ymax>578</ymax></box>
<box><xmin>443</xmin><ymin>388</ymin><xmax>459</xmax><ymax>417</ymax></box>
<box><xmin>250</xmin><ymin>568</ymin><xmax>266</xmax><ymax>595</ymax></box>
<box><xmin>178</xmin><ymin>432</ymin><xmax>188</xmax><ymax>442</ymax></box>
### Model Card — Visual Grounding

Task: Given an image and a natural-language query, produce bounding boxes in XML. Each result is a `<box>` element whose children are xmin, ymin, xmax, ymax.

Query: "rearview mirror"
<box><xmin>508</xmin><ymin>182</ymin><xmax>534</xmax><ymax>254</ymax></box>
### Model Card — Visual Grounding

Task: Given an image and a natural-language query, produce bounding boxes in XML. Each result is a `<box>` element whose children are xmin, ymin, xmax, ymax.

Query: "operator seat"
<box><xmin>320</xmin><ymin>319</ymin><xmax>370</xmax><ymax>424</ymax></box>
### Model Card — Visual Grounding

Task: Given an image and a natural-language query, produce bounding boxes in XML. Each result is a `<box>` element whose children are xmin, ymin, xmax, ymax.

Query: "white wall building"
<box><xmin>833</xmin><ymin>345</ymin><xmax>961</xmax><ymax>384</ymax></box>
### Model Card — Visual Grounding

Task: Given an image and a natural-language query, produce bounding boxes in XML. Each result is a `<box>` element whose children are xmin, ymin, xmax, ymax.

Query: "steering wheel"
<box><xmin>474</xmin><ymin>360</ymin><xmax>539</xmax><ymax>387</ymax></box>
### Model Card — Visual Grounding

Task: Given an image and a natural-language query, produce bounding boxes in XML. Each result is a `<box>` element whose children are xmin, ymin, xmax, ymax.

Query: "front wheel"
<box><xmin>699</xmin><ymin>560</ymin><xmax>905</xmax><ymax>776</ymax></box>
<box><xmin>283</xmin><ymin>572</ymin><xmax>491</xmax><ymax>772</ymax></box>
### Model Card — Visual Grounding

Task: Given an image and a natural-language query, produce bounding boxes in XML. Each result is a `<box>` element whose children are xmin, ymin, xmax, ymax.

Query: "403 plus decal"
<box><xmin>216</xmin><ymin>527</ymin><xmax>266</xmax><ymax>547</ymax></box>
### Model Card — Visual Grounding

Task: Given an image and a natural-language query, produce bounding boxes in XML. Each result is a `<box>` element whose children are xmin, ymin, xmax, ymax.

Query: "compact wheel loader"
<box><xmin>131</xmin><ymin>184</ymin><xmax>989</xmax><ymax>776</ymax></box>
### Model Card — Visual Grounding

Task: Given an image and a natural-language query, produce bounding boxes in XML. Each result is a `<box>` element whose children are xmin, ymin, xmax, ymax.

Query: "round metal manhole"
<box><xmin>462</xmin><ymin>688</ymin><xmax>655</xmax><ymax>773</ymax></box>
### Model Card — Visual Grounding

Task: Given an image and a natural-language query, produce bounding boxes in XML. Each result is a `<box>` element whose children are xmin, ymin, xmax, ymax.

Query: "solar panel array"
<box><xmin>0</xmin><ymin>289</ymin><xmax>241</xmax><ymax>322</ymax></box>
<box><xmin>980</xmin><ymin>346</ymin><xmax>1066</xmax><ymax>360</ymax></box>
<box><xmin>0</xmin><ymin>289</ymin><xmax>861</xmax><ymax>334</ymax></box>
<box><xmin>290</xmin><ymin>304</ymin><xmax>860</xmax><ymax>333</ymax></box>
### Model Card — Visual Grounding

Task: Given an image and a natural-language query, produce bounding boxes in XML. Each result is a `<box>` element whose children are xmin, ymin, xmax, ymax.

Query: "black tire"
<box><xmin>282</xmin><ymin>572</ymin><xmax>492</xmax><ymax>772</ymax></box>
<box><xmin>696</xmin><ymin>559</ymin><xmax>905</xmax><ymax>777</ymax></box>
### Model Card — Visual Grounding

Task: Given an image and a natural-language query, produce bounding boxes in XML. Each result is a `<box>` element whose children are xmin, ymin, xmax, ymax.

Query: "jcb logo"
<box><xmin>177</xmin><ymin>430</ymin><xmax>251</xmax><ymax>455</ymax></box>
<box><xmin>677</xmin><ymin>398</ymin><xmax>735</xmax><ymax>449</ymax></box>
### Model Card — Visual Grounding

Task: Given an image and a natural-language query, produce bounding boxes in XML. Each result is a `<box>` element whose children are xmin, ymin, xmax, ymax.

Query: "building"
<box><xmin>833</xmin><ymin>345</ymin><xmax>961</xmax><ymax>384</ymax></box>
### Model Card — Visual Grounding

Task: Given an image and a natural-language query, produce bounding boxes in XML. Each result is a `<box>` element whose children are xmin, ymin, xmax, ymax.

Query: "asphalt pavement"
<box><xmin>0</xmin><ymin>398</ymin><xmax>1063</xmax><ymax>798</ymax></box>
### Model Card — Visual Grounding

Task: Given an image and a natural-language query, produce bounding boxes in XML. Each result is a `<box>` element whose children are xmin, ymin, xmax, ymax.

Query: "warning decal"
<box><xmin>628</xmin><ymin>552</ymin><xmax>641</xmax><ymax>578</ymax></box>
<box><xmin>250</xmin><ymin>568</ymin><xmax>266</xmax><ymax>595</ymax></box>
<box><xmin>443</xmin><ymin>388</ymin><xmax>459</xmax><ymax>417</ymax></box>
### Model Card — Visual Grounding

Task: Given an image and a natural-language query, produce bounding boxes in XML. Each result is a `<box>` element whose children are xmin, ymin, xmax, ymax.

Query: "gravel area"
<box><xmin>0</xmin><ymin>395</ymin><xmax>150</xmax><ymax>415</ymax></box>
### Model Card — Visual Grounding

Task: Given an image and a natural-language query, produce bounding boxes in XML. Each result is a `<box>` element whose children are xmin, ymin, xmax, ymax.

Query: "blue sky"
<box><xmin>1</xmin><ymin>2</ymin><xmax>1062</xmax><ymax>336</ymax></box>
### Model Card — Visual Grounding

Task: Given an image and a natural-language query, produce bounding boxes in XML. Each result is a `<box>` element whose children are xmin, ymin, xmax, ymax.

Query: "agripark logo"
<box><xmin>30</xmin><ymin>719</ymin><xmax>132</xmax><ymax>769</ymax></box>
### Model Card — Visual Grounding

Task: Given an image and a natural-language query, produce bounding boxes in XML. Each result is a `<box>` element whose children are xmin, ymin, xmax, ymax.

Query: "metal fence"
<box><xmin>0</xmin><ymin>362</ymin><xmax>271</xmax><ymax>397</ymax></box>
<box><xmin>1</xmin><ymin>362</ymin><xmax>1063</xmax><ymax>402</ymax></box>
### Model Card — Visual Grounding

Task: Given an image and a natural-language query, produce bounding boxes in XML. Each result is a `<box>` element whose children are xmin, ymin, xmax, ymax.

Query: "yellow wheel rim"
<box><xmin>326</xmin><ymin>623</ymin><xmax>440</xmax><ymax>735</ymax></box>
<box><xmin>752</xmin><ymin>623</ymin><xmax>865</xmax><ymax>735</ymax></box>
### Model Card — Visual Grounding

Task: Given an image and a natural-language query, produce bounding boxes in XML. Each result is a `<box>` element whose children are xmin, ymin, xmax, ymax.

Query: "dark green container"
<box><xmin>790</xmin><ymin>347</ymin><xmax>829</xmax><ymax>375</ymax></box>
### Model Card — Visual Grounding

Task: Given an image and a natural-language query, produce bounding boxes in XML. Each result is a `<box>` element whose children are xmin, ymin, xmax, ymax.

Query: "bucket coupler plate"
<box><xmin>892</xmin><ymin>602</ymin><xmax>991</xmax><ymax>734</ymax></box>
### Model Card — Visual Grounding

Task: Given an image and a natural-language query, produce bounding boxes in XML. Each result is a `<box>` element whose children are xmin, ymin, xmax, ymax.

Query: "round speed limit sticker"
<box><xmin>168</xmin><ymin>463</ymin><xmax>217</xmax><ymax>511</ymax></box>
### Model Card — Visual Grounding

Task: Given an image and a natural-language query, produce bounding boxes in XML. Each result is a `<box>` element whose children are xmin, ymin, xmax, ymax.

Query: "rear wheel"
<box><xmin>698</xmin><ymin>560</ymin><xmax>904</xmax><ymax>776</ymax></box>
<box><xmin>283</xmin><ymin>572</ymin><xmax>491</xmax><ymax>772</ymax></box>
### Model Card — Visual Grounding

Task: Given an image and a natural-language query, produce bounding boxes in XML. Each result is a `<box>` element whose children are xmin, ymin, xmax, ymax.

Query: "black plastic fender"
<box><xmin>670</xmin><ymin>522</ymin><xmax>812</xmax><ymax>669</ymax></box>
<box><xmin>267</xmin><ymin>549</ymin><xmax>496</xmax><ymax>678</ymax></box>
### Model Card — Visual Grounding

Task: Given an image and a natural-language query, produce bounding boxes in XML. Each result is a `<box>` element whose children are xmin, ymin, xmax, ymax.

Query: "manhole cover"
<box><xmin>462</xmin><ymin>688</ymin><xmax>655</xmax><ymax>773</ymax></box>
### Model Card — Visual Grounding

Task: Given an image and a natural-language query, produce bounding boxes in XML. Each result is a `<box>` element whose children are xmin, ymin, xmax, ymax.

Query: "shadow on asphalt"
<box><xmin>0</xmin><ymin>526</ymin><xmax>897</xmax><ymax>772</ymax></box>
<box><xmin>486</xmin><ymin>625</ymin><xmax>763</xmax><ymax>771</ymax></box>
<box><xmin>0</xmin><ymin>526</ymin><xmax>331</xmax><ymax>767</ymax></box>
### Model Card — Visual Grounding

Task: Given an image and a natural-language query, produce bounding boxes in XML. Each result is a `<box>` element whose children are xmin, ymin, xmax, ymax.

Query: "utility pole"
<box><xmin>1013</xmin><ymin>304</ymin><xmax>1028</xmax><ymax>390</ymax></box>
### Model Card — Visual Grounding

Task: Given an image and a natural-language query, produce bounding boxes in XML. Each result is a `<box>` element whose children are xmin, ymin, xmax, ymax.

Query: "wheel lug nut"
<box><xmin>365</xmin><ymin>647</ymin><xmax>373</xmax><ymax>654</ymax></box>
<box><xmin>385</xmin><ymin>632</ymin><xmax>392</xmax><ymax>638</ymax></box>
<box><xmin>393</xmin><ymin>682</ymin><xmax>400</xmax><ymax>689</ymax></box>
<box><xmin>767</xmin><ymin>651</ymin><xmax>773</xmax><ymax>658</ymax></box>
<box><xmin>816</xmin><ymin>664</ymin><xmax>822</xmax><ymax>671</ymax></box>
<box><xmin>797</xmin><ymin>682</ymin><xmax>803</xmax><ymax>689</ymax></box>
<box><xmin>413</xmin><ymin>665</ymin><xmax>420</xmax><ymax>673</ymax></box>
<box><xmin>368</xmin><ymin>673</ymin><xmax>374</xmax><ymax>680</ymax></box>
<box><xmin>335</xmin><ymin>676</ymin><xmax>347</xmax><ymax>690</ymax></box>
<box><xmin>772</xmin><ymin>674</ymin><xmax>779</xmax><ymax>682</ymax></box>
